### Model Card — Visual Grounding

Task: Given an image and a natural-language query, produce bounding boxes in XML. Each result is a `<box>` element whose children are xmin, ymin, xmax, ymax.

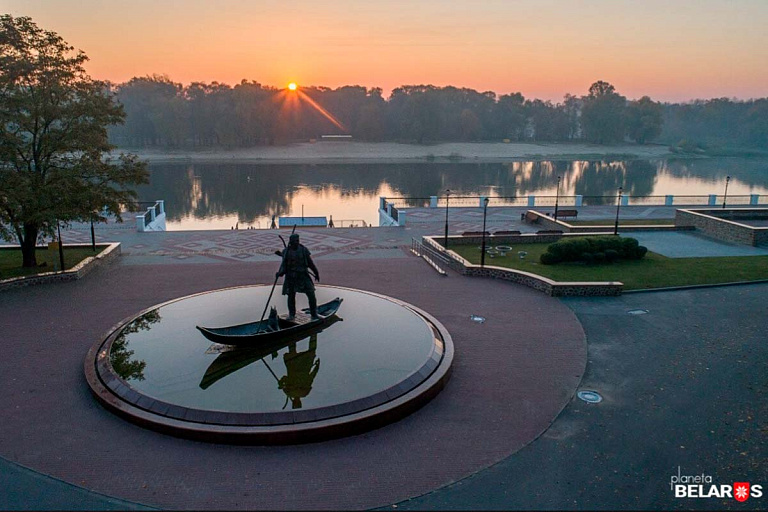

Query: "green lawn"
<box><xmin>0</xmin><ymin>246</ymin><xmax>106</xmax><ymax>279</ymax></box>
<box><xmin>567</xmin><ymin>219</ymin><xmax>675</xmax><ymax>226</ymax></box>
<box><xmin>451</xmin><ymin>242</ymin><xmax>768</xmax><ymax>290</ymax></box>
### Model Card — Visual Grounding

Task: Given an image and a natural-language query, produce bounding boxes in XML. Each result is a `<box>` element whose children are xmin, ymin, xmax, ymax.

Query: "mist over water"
<box><xmin>134</xmin><ymin>158</ymin><xmax>768</xmax><ymax>230</ymax></box>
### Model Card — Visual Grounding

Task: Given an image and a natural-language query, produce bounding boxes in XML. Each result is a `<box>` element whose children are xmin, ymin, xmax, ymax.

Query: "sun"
<box><xmin>288</xmin><ymin>82</ymin><xmax>297</xmax><ymax>91</ymax></box>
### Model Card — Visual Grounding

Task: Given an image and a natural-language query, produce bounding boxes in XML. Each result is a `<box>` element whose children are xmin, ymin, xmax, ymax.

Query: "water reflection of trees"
<box><xmin>660</xmin><ymin>158</ymin><xmax>768</xmax><ymax>189</ymax></box>
<box><xmin>133</xmin><ymin>158</ymin><xmax>765</xmax><ymax>222</ymax></box>
<box><xmin>110</xmin><ymin>309</ymin><xmax>161</xmax><ymax>381</ymax></box>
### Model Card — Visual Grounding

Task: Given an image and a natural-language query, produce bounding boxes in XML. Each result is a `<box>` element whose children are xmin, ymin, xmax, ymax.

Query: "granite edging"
<box><xmin>422</xmin><ymin>235</ymin><xmax>623</xmax><ymax>297</ymax></box>
<box><xmin>0</xmin><ymin>243</ymin><xmax>121</xmax><ymax>292</ymax></box>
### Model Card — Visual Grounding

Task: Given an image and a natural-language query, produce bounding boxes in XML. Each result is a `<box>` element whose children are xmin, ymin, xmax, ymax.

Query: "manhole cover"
<box><xmin>469</xmin><ymin>315</ymin><xmax>486</xmax><ymax>324</ymax></box>
<box><xmin>627</xmin><ymin>309</ymin><xmax>649</xmax><ymax>315</ymax></box>
<box><xmin>577</xmin><ymin>390</ymin><xmax>603</xmax><ymax>403</ymax></box>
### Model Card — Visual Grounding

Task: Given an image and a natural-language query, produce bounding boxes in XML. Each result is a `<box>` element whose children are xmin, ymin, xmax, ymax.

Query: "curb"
<box><xmin>624</xmin><ymin>279</ymin><xmax>768</xmax><ymax>294</ymax></box>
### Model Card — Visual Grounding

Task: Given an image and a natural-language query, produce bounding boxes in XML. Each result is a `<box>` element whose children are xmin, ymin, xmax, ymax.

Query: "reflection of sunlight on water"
<box><xmin>188</xmin><ymin>166</ymin><xmax>203</xmax><ymax>210</ymax></box>
<box><xmin>166</xmin><ymin>182</ymin><xmax>402</xmax><ymax>230</ymax></box>
<box><xmin>155</xmin><ymin>160</ymin><xmax>768</xmax><ymax>230</ymax></box>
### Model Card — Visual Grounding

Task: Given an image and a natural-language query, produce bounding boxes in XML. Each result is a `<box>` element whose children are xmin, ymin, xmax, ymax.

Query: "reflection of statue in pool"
<box><xmin>199</xmin><ymin>316</ymin><xmax>340</xmax><ymax>391</ymax></box>
<box><xmin>278</xmin><ymin>335</ymin><xmax>320</xmax><ymax>409</ymax></box>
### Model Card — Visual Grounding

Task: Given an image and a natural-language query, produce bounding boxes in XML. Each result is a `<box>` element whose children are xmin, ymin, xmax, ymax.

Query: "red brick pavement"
<box><xmin>0</xmin><ymin>257</ymin><xmax>586</xmax><ymax>510</ymax></box>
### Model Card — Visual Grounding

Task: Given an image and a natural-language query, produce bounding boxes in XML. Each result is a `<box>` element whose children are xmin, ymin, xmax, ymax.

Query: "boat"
<box><xmin>199</xmin><ymin>316</ymin><xmax>341</xmax><ymax>390</ymax></box>
<box><xmin>195</xmin><ymin>297</ymin><xmax>343</xmax><ymax>346</ymax></box>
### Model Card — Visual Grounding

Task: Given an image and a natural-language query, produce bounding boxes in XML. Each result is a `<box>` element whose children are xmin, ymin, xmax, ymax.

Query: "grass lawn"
<box><xmin>567</xmin><ymin>219</ymin><xmax>675</xmax><ymax>226</ymax></box>
<box><xmin>450</xmin><ymin>242</ymin><xmax>768</xmax><ymax>290</ymax></box>
<box><xmin>0</xmin><ymin>246</ymin><xmax>107</xmax><ymax>279</ymax></box>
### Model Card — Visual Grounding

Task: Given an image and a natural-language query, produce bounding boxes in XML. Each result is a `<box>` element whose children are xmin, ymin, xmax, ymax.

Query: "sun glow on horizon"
<box><xmin>8</xmin><ymin>0</ymin><xmax>767</xmax><ymax>103</ymax></box>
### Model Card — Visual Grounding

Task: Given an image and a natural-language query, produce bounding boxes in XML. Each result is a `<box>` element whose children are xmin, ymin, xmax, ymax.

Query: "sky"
<box><xmin>4</xmin><ymin>0</ymin><xmax>768</xmax><ymax>102</ymax></box>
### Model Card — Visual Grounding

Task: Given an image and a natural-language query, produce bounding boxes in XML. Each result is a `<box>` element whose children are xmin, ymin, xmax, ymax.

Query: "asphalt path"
<box><xmin>393</xmin><ymin>284</ymin><xmax>768</xmax><ymax>510</ymax></box>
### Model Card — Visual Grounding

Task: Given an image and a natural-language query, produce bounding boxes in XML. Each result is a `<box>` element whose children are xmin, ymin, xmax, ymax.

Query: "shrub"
<box><xmin>542</xmin><ymin>236</ymin><xmax>644</xmax><ymax>265</ymax></box>
<box><xmin>540</xmin><ymin>252</ymin><xmax>561</xmax><ymax>265</ymax></box>
<box><xmin>547</xmin><ymin>238</ymin><xmax>590</xmax><ymax>261</ymax></box>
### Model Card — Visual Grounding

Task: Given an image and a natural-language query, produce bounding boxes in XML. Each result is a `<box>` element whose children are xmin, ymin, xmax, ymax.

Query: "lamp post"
<box><xmin>56</xmin><ymin>220</ymin><xmax>65</xmax><ymax>271</ymax></box>
<box><xmin>722</xmin><ymin>175</ymin><xmax>730</xmax><ymax>209</ymax></box>
<box><xmin>443</xmin><ymin>189</ymin><xmax>451</xmax><ymax>248</ymax></box>
<box><xmin>614</xmin><ymin>186</ymin><xmax>623</xmax><ymax>236</ymax></box>
<box><xmin>554</xmin><ymin>176</ymin><xmax>561</xmax><ymax>220</ymax></box>
<box><xmin>90</xmin><ymin>213</ymin><xmax>96</xmax><ymax>251</ymax></box>
<box><xmin>480</xmin><ymin>197</ymin><xmax>489</xmax><ymax>267</ymax></box>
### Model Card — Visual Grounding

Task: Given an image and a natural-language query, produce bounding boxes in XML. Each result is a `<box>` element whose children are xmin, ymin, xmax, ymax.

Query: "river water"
<box><xmin>134</xmin><ymin>158</ymin><xmax>768</xmax><ymax>230</ymax></box>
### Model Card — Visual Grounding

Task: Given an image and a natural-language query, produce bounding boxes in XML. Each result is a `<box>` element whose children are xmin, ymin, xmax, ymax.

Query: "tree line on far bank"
<box><xmin>109</xmin><ymin>75</ymin><xmax>768</xmax><ymax>151</ymax></box>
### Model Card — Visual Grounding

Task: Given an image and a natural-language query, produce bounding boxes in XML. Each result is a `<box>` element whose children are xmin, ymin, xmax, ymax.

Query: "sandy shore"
<box><xmin>121</xmin><ymin>141</ymin><xmax>673</xmax><ymax>164</ymax></box>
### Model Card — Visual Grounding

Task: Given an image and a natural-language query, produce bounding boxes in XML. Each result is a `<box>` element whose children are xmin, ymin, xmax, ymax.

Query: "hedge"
<box><xmin>540</xmin><ymin>236</ymin><xmax>648</xmax><ymax>265</ymax></box>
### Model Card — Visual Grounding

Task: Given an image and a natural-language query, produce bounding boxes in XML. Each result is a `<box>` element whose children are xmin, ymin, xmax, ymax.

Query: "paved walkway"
<box><xmin>59</xmin><ymin>205</ymin><xmax>690</xmax><ymax>266</ymax></box>
<box><xmin>393</xmin><ymin>284</ymin><xmax>768</xmax><ymax>510</ymax></box>
<box><xmin>0</xmin><ymin>258</ymin><xmax>585</xmax><ymax>510</ymax></box>
<box><xmin>3</xmin><ymin>206</ymin><xmax>767</xmax><ymax>509</ymax></box>
<box><xmin>631</xmin><ymin>231</ymin><xmax>768</xmax><ymax>258</ymax></box>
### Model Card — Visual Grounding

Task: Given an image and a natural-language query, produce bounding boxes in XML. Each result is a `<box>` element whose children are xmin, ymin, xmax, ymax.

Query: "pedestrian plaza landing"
<box><xmin>58</xmin><ymin>204</ymin><xmax>768</xmax><ymax>267</ymax></box>
<box><xmin>58</xmin><ymin>205</ymin><xmax>687</xmax><ymax>265</ymax></box>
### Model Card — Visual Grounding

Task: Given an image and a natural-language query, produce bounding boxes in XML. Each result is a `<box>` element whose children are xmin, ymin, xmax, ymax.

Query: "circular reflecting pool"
<box><xmin>86</xmin><ymin>285</ymin><xmax>453</xmax><ymax>442</ymax></box>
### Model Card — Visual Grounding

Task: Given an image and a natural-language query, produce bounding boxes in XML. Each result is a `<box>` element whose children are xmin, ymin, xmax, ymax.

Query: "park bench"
<box><xmin>524</xmin><ymin>212</ymin><xmax>539</xmax><ymax>223</ymax></box>
<box><xmin>493</xmin><ymin>230</ymin><xmax>521</xmax><ymax>236</ymax></box>
<box><xmin>555</xmin><ymin>209</ymin><xmax>578</xmax><ymax>220</ymax></box>
<box><xmin>536</xmin><ymin>229</ymin><xmax>564</xmax><ymax>234</ymax></box>
<box><xmin>461</xmin><ymin>231</ymin><xmax>490</xmax><ymax>236</ymax></box>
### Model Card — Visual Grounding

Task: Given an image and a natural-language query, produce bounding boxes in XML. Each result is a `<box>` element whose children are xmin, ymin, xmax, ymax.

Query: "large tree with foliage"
<box><xmin>625</xmin><ymin>96</ymin><xmax>663</xmax><ymax>144</ymax></box>
<box><xmin>581</xmin><ymin>80</ymin><xmax>627</xmax><ymax>144</ymax></box>
<box><xmin>0</xmin><ymin>15</ymin><xmax>148</xmax><ymax>267</ymax></box>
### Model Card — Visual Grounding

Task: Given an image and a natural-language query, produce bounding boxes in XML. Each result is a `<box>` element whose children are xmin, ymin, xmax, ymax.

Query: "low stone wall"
<box><xmin>0</xmin><ymin>243</ymin><xmax>121</xmax><ymax>292</ymax></box>
<box><xmin>708</xmin><ymin>209</ymin><xmax>768</xmax><ymax>221</ymax></box>
<box><xmin>525</xmin><ymin>210</ymin><xmax>569</xmax><ymax>231</ymax></box>
<box><xmin>676</xmin><ymin>209</ymin><xmax>768</xmax><ymax>246</ymax></box>
<box><xmin>567</xmin><ymin>224</ymin><xmax>687</xmax><ymax>233</ymax></box>
<box><xmin>448</xmin><ymin>232</ymin><xmax>565</xmax><ymax>247</ymax></box>
<box><xmin>423</xmin><ymin>236</ymin><xmax>623</xmax><ymax>297</ymax></box>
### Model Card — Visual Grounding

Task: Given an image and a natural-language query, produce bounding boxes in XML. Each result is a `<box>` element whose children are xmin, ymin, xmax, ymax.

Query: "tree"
<box><xmin>625</xmin><ymin>96</ymin><xmax>663</xmax><ymax>144</ymax></box>
<box><xmin>493</xmin><ymin>92</ymin><xmax>527</xmax><ymax>141</ymax></box>
<box><xmin>0</xmin><ymin>15</ymin><xmax>148</xmax><ymax>267</ymax></box>
<box><xmin>581</xmin><ymin>80</ymin><xmax>627</xmax><ymax>144</ymax></box>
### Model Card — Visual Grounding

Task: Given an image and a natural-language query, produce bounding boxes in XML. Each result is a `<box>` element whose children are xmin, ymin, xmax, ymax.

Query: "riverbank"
<box><xmin>119</xmin><ymin>141</ymin><xmax>674</xmax><ymax>164</ymax></box>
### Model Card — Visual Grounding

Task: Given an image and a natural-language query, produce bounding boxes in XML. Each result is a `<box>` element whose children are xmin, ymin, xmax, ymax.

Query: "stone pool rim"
<box><xmin>84</xmin><ymin>284</ymin><xmax>454</xmax><ymax>444</ymax></box>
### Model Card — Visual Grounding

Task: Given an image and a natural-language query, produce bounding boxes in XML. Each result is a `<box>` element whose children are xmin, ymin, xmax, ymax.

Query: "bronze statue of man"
<box><xmin>276</xmin><ymin>233</ymin><xmax>320</xmax><ymax>320</ymax></box>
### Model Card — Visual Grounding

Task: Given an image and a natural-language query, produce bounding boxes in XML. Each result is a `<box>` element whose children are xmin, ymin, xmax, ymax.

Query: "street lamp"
<box><xmin>443</xmin><ymin>189</ymin><xmax>451</xmax><ymax>248</ymax></box>
<box><xmin>56</xmin><ymin>220</ymin><xmax>65</xmax><ymax>271</ymax></box>
<box><xmin>90</xmin><ymin>212</ymin><xmax>96</xmax><ymax>251</ymax></box>
<box><xmin>554</xmin><ymin>176</ymin><xmax>561</xmax><ymax>220</ymax></box>
<box><xmin>614</xmin><ymin>186</ymin><xmax>623</xmax><ymax>236</ymax></box>
<box><xmin>722</xmin><ymin>175</ymin><xmax>730</xmax><ymax>209</ymax></box>
<box><xmin>480</xmin><ymin>197</ymin><xmax>490</xmax><ymax>267</ymax></box>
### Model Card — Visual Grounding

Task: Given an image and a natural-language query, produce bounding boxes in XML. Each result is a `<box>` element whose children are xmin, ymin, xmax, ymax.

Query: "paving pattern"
<box><xmin>58</xmin><ymin>205</ymin><xmax>686</xmax><ymax>265</ymax></box>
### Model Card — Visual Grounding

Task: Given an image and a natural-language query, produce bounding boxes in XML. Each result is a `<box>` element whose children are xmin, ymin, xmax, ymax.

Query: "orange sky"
<box><xmin>5</xmin><ymin>0</ymin><xmax>768</xmax><ymax>102</ymax></box>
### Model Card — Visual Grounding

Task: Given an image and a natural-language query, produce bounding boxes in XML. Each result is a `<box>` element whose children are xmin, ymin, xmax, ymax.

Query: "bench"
<box><xmin>461</xmin><ymin>231</ymin><xmax>490</xmax><ymax>236</ymax></box>
<box><xmin>493</xmin><ymin>230</ymin><xmax>521</xmax><ymax>236</ymax></box>
<box><xmin>555</xmin><ymin>209</ymin><xmax>578</xmax><ymax>220</ymax></box>
<box><xmin>536</xmin><ymin>230</ymin><xmax>564</xmax><ymax>235</ymax></box>
<box><xmin>524</xmin><ymin>212</ymin><xmax>539</xmax><ymax>223</ymax></box>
